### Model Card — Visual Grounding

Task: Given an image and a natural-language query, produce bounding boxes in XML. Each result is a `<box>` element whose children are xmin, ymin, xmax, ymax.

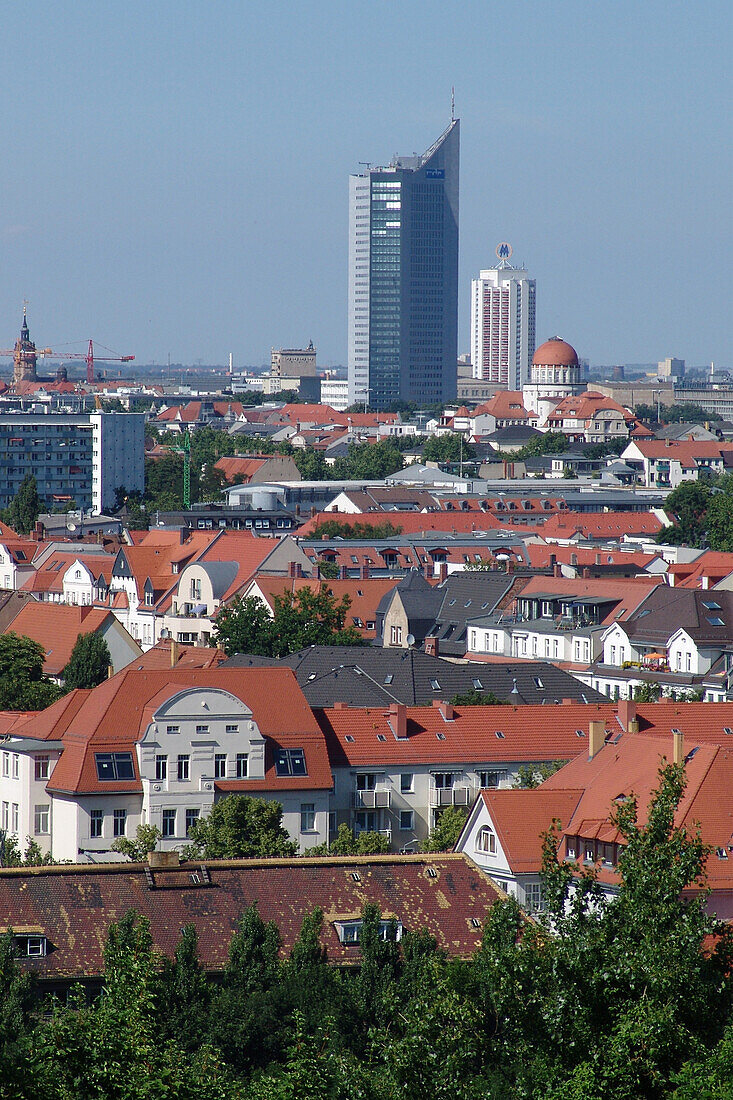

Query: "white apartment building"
<box><xmin>347</xmin><ymin>176</ymin><xmax>371</xmax><ymax>406</ymax></box>
<box><xmin>471</xmin><ymin>256</ymin><xmax>536</xmax><ymax>389</ymax></box>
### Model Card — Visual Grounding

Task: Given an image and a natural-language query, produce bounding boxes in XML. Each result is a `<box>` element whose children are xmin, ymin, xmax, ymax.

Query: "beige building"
<box><xmin>271</xmin><ymin>342</ymin><xmax>317</xmax><ymax>378</ymax></box>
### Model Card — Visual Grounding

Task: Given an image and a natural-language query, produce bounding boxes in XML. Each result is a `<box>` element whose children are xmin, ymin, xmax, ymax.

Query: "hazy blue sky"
<box><xmin>1</xmin><ymin>1</ymin><xmax>730</xmax><ymax>369</ymax></box>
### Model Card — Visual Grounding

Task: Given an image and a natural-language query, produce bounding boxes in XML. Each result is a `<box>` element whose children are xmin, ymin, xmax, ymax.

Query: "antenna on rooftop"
<box><xmin>358</xmin><ymin>161</ymin><xmax>372</xmax><ymax>172</ymax></box>
<box><xmin>451</xmin><ymin>86</ymin><xmax>455</xmax><ymax>122</ymax></box>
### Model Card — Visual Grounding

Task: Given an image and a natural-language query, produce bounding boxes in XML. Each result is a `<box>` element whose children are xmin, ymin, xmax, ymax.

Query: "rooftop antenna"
<box><xmin>451</xmin><ymin>86</ymin><xmax>455</xmax><ymax>122</ymax></box>
<box><xmin>358</xmin><ymin>161</ymin><xmax>372</xmax><ymax>172</ymax></box>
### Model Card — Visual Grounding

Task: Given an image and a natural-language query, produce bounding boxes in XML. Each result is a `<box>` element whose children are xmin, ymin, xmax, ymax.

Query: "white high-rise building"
<box><xmin>470</xmin><ymin>248</ymin><xmax>536</xmax><ymax>389</ymax></box>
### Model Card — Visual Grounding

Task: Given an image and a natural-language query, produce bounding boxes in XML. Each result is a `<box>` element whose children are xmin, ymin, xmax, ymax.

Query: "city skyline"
<box><xmin>0</xmin><ymin>1</ymin><xmax>730</xmax><ymax>370</ymax></box>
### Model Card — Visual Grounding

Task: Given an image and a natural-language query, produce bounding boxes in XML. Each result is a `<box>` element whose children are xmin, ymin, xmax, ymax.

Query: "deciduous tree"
<box><xmin>61</xmin><ymin>631</ymin><xmax>112</xmax><ymax>690</ymax></box>
<box><xmin>183</xmin><ymin>795</ymin><xmax>298</xmax><ymax>860</ymax></box>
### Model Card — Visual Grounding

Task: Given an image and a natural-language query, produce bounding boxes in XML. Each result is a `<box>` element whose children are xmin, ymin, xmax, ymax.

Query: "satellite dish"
<box><xmin>406</xmin><ymin>633</ymin><xmax>415</xmax><ymax>647</ymax></box>
<box><xmin>66</xmin><ymin>522</ymin><xmax>77</xmax><ymax>533</ymax></box>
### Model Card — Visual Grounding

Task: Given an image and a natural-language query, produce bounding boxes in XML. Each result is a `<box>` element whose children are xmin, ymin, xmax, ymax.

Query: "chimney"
<box><xmin>433</xmin><ymin>699</ymin><xmax>454</xmax><ymax>721</ymax></box>
<box><xmin>439</xmin><ymin>562</ymin><xmax>448</xmax><ymax>582</ymax></box>
<box><xmin>582</xmin><ymin>567</ymin><xmax>590</xmax><ymax>579</ymax></box>
<box><xmin>553</xmin><ymin>563</ymin><xmax>562</xmax><ymax>578</ymax></box>
<box><xmin>588</xmin><ymin>720</ymin><xmax>606</xmax><ymax>759</ymax></box>
<box><xmin>617</xmin><ymin>699</ymin><xmax>637</xmax><ymax>733</ymax></box>
<box><xmin>295</xmin><ymin>562</ymin><xmax>303</xmax><ymax>578</ymax></box>
<box><xmin>549</xmin><ymin>553</ymin><xmax>556</xmax><ymax>569</ymax></box>
<box><xmin>339</xmin><ymin>565</ymin><xmax>348</xmax><ymax>580</ymax></box>
<box><xmin>170</xmin><ymin>638</ymin><xmax>179</xmax><ymax>667</ymax></box>
<box><xmin>107</xmin><ymin>664</ymin><xmax>114</xmax><ymax>679</ymax></box>
<box><xmin>361</xmin><ymin>563</ymin><xmax>370</xmax><ymax>580</ymax></box>
<box><xmin>673</xmin><ymin>728</ymin><xmax>684</xmax><ymax>765</ymax></box>
<box><xmin>289</xmin><ymin>560</ymin><xmax>297</xmax><ymax>578</ymax></box>
<box><xmin>333</xmin><ymin>701</ymin><xmax>348</xmax><ymax>710</ymax></box>
<box><xmin>388</xmin><ymin>703</ymin><xmax>407</xmax><ymax>739</ymax></box>
<box><xmin>425</xmin><ymin>635</ymin><xmax>439</xmax><ymax>657</ymax></box>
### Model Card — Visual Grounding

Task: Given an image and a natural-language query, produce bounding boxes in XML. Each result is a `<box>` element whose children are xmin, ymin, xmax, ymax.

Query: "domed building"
<box><xmin>522</xmin><ymin>336</ymin><xmax>585</xmax><ymax>426</ymax></box>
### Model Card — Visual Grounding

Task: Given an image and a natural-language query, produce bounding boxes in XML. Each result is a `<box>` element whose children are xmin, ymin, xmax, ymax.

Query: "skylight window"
<box><xmin>384</xmin><ymin>674</ymin><xmax>394</xmax><ymax>684</ymax></box>
<box><xmin>707</xmin><ymin>617</ymin><xmax>725</xmax><ymax>626</ymax></box>
<box><xmin>345</xmin><ymin>735</ymin><xmax>355</xmax><ymax>743</ymax></box>
<box><xmin>273</xmin><ymin>748</ymin><xmax>307</xmax><ymax>776</ymax></box>
<box><xmin>95</xmin><ymin>753</ymin><xmax>135</xmax><ymax>781</ymax></box>
<box><xmin>472</xmin><ymin>679</ymin><xmax>483</xmax><ymax>690</ymax></box>
<box><xmin>702</xmin><ymin>600</ymin><xmax>722</xmax><ymax>610</ymax></box>
<box><xmin>377</xmin><ymin>734</ymin><xmax>387</xmax><ymax>742</ymax></box>
<box><xmin>495</xmin><ymin>730</ymin><xmax>505</xmax><ymax>739</ymax></box>
<box><xmin>436</xmin><ymin>732</ymin><xmax>446</xmax><ymax>740</ymax></box>
<box><xmin>430</xmin><ymin>680</ymin><xmax>441</xmax><ymax>691</ymax></box>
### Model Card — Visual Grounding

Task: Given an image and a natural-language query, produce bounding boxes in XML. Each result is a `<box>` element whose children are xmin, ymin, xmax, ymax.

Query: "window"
<box><xmin>400</xmin><ymin>810</ymin><xmax>414</xmax><ymax>830</ymax></box>
<box><xmin>336</xmin><ymin>919</ymin><xmax>402</xmax><ymax>945</ymax></box>
<box><xmin>214</xmin><ymin>753</ymin><xmax>227</xmax><ymax>779</ymax></box>
<box><xmin>225</xmin><ymin>724</ymin><xmax>238</xmax><ymax>734</ymax></box>
<box><xmin>113</xmin><ymin>809</ymin><xmax>127</xmax><ymax>837</ymax></box>
<box><xmin>400</xmin><ymin>773</ymin><xmax>413</xmax><ymax>793</ymax></box>
<box><xmin>328</xmin><ymin>811</ymin><xmax>336</xmax><ymax>834</ymax></box>
<box><xmin>235</xmin><ymin>753</ymin><xmax>248</xmax><ymax>779</ymax></box>
<box><xmin>11</xmin><ymin>804</ymin><xmax>18</xmax><ymax>833</ymax></box>
<box><xmin>185</xmin><ymin>808</ymin><xmax>200</xmax><ymax>835</ymax></box>
<box><xmin>34</xmin><ymin>805</ymin><xmax>50</xmax><ymax>835</ymax></box>
<box><xmin>1</xmin><ymin>752</ymin><xmax>8</xmax><ymax>778</ymax></box>
<box><xmin>525</xmin><ymin>883</ymin><xmax>544</xmax><ymax>911</ymax></box>
<box><xmin>12</xmin><ymin>754</ymin><xmax>19</xmax><ymax>780</ymax></box>
<box><xmin>390</xmin><ymin>624</ymin><xmax>403</xmax><ymax>645</ymax></box>
<box><xmin>1</xmin><ymin>802</ymin><xmax>7</xmax><ymax>830</ymax></box>
<box><xmin>273</xmin><ymin>748</ymin><xmax>307</xmax><ymax>776</ymax></box>
<box><xmin>356</xmin><ymin>773</ymin><xmax>376</xmax><ymax>791</ymax></box>
<box><xmin>34</xmin><ymin>755</ymin><xmax>50</xmax><ymax>781</ymax></box>
<box><xmin>95</xmin><ymin>753</ymin><xmax>135</xmax><ymax>781</ymax></box>
<box><xmin>155</xmin><ymin>755</ymin><xmax>168</xmax><ymax>781</ymax></box>
<box><xmin>90</xmin><ymin>809</ymin><xmax>103</xmax><ymax>838</ymax></box>
<box><xmin>195</xmin><ymin>724</ymin><xmax>209</xmax><ymax>734</ymax></box>
<box><xmin>166</xmin><ymin>725</ymin><xmax>180</xmax><ymax>735</ymax></box>
<box><xmin>177</xmin><ymin>754</ymin><xmax>190</xmax><ymax>781</ymax></box>
<box><xmin>433</xmin><ymin>772</ymin><xmax>454</xmax><ymax>789</ymax></box>
<box><xmin>23</xmin><ymin>936</ymin><xmax>47</xmax><ymax>958</ymax></box>
<box><xmin>300</xmin><ymin>803</ymin><xmax>316</xmax><ymax>832</ymax></box>
<box><xmin>476</xmin><ymin>825</ymin><xmax>496</xmax><ymax>854</ymax></box>
<box><xmin>162</xmin><ymin>809</ymin><xmax>176</xmax><ymax>838</ymax></box>
<box><xmin>479</xmin><ymin>770</ymin><xmax>504</xmax><ymax>789</ymax></box>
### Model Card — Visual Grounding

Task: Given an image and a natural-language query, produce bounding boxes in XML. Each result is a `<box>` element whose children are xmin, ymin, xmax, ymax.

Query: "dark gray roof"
<box><xmin>221</xmin><ymin>646</ymin><xmax>607</xmax><ymax>707</ymax></box>
<box><xmin>620</xmin><ymin>587</ymin><xmax>733</xmax><ymax>646</ymax></box>
<box><xmin>427</xmin><ymin>571</ymin><xmax>518</xmax><ymax>656</ymax></box>
<box><xmin>375</xmin><ymin>569</ymin><xmax>443</xmax><ymax>643</ymax></box>
<box><xmin>196</xmin><ymin>561</ymin><xmax>240</xmax><ymax>599</ymax></box>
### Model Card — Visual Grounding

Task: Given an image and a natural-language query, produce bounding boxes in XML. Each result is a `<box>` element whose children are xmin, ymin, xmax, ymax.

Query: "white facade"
<box><xmin>471</xmin><ymin>265</ymin><xmax>536</xmax><ymax>389</ymax></box>
<box><xmin>320</xmin><ymin>379</ymin><xmax>350</xmax><ymax>412</ymax></box>
<box><xmin>347</xmin><ymin>175</ymin><xmax>371</xmax><ymax>406</ymax></box>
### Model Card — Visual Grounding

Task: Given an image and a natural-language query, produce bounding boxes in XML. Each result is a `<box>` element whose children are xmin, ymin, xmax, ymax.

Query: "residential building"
<box><xmin>241</xmin><ymin>575</ymin><xmax>399</xmax><ymax>642</ymax></box>
<box><xmin>0</xmin><ymin>603</ymin><xmax>141</xmax><ymax>678</ymax></box>
<box><xmin>0</xmin><ymin>853</ymin><xmax>503</xmax><ymax>987</ymax></box>
<box><xmin>621</xmin><ymin>438</ymin><xmax>733</xmax><ymax>488</ymax></box>
<box><xmin>0</xmin><ymin>412</ymin><xmax>145</xmax><ymax>512</ymax></box>
<box><xmin>347</xmin><ymin>120</ymin><xmax>460</xmax><ymax>409</ymax></box>
<box><xmin>544</xmin><ymin>392</ymin><xmax>634</xmax><ymax>444</ymax></box>
<box><xmin>0</xmin><ymin>667</ymin><xmax>332</xmax><ymax>862</ymax></box>
<box><xmin>470</xmin><ymin>253</ymin><xmax>536</xmax><ymax>388</ymax></box>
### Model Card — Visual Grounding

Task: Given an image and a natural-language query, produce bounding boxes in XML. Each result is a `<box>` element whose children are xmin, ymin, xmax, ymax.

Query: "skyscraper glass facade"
<box><xmin>348</xmin><ymin>121</ymin><xmax>459</xmax><ymax>410</ymax></box>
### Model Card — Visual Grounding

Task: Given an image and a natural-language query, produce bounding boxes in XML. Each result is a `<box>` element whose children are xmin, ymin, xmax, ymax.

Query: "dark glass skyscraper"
<box><xmin>348</xmin><ymin>120</ymin><xmax>459</xmax><ymax>410</ymax></box>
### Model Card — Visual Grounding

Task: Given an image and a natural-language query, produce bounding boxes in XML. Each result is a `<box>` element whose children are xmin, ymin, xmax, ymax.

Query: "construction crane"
<box><xmin>0</xmin><ymin>339</ymin><xmax>135</xmax><ymax>383</ymax></box>
<box><xmin>38</xmin><ymin>340</ymin><xmax>135</xmax><ymax>384</ymax></box>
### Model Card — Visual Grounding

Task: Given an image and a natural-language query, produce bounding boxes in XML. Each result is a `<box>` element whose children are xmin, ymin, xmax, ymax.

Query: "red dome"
<box><xmin>532</xmin><ymin>337</ymin><xmax>579</xmax><ymax>367</ymax></box>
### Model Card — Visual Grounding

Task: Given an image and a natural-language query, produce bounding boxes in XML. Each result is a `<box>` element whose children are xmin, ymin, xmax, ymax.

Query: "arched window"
<box><xmin>476</xmin><ymin>825</ymin><xmax>496</xmax><ymax>855</ymax></box>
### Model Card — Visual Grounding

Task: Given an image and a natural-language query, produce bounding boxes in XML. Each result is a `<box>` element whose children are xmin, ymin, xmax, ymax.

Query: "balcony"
<box><xmin>430</xmin><ymin>785</ymin><xmax>477</xmax><ymax>808</ymax></box>
<box><xmin>352</xmin><ymin>788</ymin><xmax>391</xmax><ymax>809</ymax></box>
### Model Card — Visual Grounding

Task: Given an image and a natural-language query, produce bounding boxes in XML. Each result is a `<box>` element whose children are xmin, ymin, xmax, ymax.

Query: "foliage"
<box><xmin>314</xmin><ymin>558</ymin><xmax>339</xmax><ymax>579</ymax></box>
<box><xmin>658</xmin><ymin>479</ymin><xmax>713</xmax><ymax>546</ymax></box>
<box><xmin>635</xmin><ymin>402</ymin><xmax>721</xmax><ymax>424</ymax></box>
<box><xmin>313</xmin><ymin>518</ymin><xmax>403</xmax><ymax>540</ymax></box>
<box><xmin>462</xmin><ymin>557</ymin><xmax>498</xmax><ymax>571</ymax></box>
<box><xmin>0</xmin><ymin>832</ymin><xmax>58</xmax><ymax>868</ymax></box>
<box><xmin>332</xmin><ymin>439</ymin><xmax>405</xmax><ymax>481</ymax></box>
<box><xmin>111</xmin><ymin>823</ymin><xmax>162</xmax><ymax>862</ymax></box>
<box><xmin>183</xmin><ymin>795</ymin><xmax>298</xmax><ymax>860</ymax></box>
<box><xmin>6</xmin><ymin>474</ymin><xmax>41</xmax><ymax>536</ymax></box>
<box><xmin>512</xmin><ymin>760</ymin><xmax>568</xmax><ymax>788</ymax></box>
<box><xmin>61</xmin><ymin>631</ymin><xmax>112</xmax><ymax>690</ymax></box>
<box><xmin>516</xmin><ymin>431</ymin><xmax>569</xmax><ymax>459</ymax></box>
<box><xmin>422</xmin><ymin>434</ymin><xmax>475</xmax><ymax>464</ymax></box>
<box><xmin>633</xmin><ymin>680</ymin><xmax>663</xmax><ymax>702</ymax></box>
<box><xmin>214</xmin><ymin>585</ymin><xmax>366</xmax><ymax>658</ymax></box>
<box><xmin>0</xmin><ymin>633</ymin><xmax>64</xmax><ymax>711</ymax></box>
<box><xmin>706</xmin><ymin>489</ymin><xmax>733</xmax><ymax>552</ymax></box>
<box><xmin>451</xmin><ymin>689</ymin><xmax>507</xmax><ymax>706</ymax></box>
<box><xmin>422</xmin><ymin>806</ymin><xmax>467</xmax><ymax>852</ymax></box>
<box><xmin>306</xmin><ymin>823</ymin><xmax>390</xmax><ymax>857</ymax></box>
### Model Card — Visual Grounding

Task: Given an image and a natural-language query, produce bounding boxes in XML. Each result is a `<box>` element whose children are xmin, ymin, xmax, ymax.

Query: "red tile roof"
<box><xmin>247</xmin><ymin>576</ymin><xmax>398</xmax><ymax>640</ymax></box>
<box><xmin>668</xmin><ymin>552</ymin><xmax>733</xmax><ymax>589</ymax></box>
<box><xmin>631</xmin><ymin>440</ymin><xmax>733</xmax><ymax>463</ymax></box>
<box><xmin>0</xmin><ymin>853</ymin><xmax>503</xmax><ymax>979</ymax></box>
<box><xmin>298</xmin><ymin>511</ymin><xmax>503</xmax><ymax>538</ymax></box>
<box><xmin>3</xmin><ymin>604</ymin><xmax>119</xmax><ymax>676</ymax></box>
<box><xmin>513</xmin><ymin>512</ymin><xmax>664</xmax><ymax>541</ymax></box>
<box><xmin>13</xmin><ymin>668</ymin><xmax>331</xmax><ymax>796</ymax></box>
<box><xmin>515</xmin><ymin>574</ymin><xmax>662</xmax><ymax>621</ymax></box>
<box><xmin>480</xmin><ymin>788</ymin><xmax>582</xmax><ymax>871</ymax></box>
<box><xmin>214</xmin><ymin>456</ymin><xmax>268</xmax><ymax>482</ymax></box>
<box><xmin>270</xmin><ymin>404</ymin><xmax>397</xmax><ymax>428</ymax></box>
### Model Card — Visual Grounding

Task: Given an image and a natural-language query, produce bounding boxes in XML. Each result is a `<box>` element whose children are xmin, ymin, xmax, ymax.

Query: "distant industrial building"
<box><xmin>347</xmin><ymin>119</ymin><xmax>460</xmax><ymax>409</ymax></box>
<box><xmin>471</xmin><ymin>247</ymin><xmax>536</xmax><ymax>388</ymax></box>
<box><xmin>0</xmin><ymin>412</ymin><xmax>145</xmax><ymax>512</ymax></box>
<box><xmin>658</xmin><ymin>357</ymin><xmax>685</xmax><ymax>380</ymax></box>
<box><xmin>270</xmin><ymin>342</ymin><xmax>317</xmax><ymax>379</ymax></box>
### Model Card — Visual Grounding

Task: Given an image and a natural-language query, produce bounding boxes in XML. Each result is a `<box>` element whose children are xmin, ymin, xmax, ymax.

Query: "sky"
<box><xmin>1</xmin><ymin>1</ymin><xmax>730</xmax><ymax>370</ymax></box>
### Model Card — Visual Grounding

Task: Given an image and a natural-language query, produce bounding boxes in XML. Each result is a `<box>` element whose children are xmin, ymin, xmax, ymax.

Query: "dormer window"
<box><xmin>335</xmin><ymin>919</ymin><xmax>402</xmax><ymax>945</ymax></box>
<box><xmin>476</xmin><ymin>825</ymin><xmax>496</xmax><ymax>854</ymax></box>
<box><xmin>171</xmin><ymin>563</ymin><xmax>179</xmax><ymax>574</ymax></box>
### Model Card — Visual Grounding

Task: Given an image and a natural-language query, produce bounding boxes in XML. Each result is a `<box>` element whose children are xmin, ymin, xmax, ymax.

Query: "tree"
<box><xmin>6</xmin><ymin>475</ymin><xmax>41</xmax><ymax>536</ymax></box>
<box><xmin>213</xmin><ymin>585</ymin><xmax>366</xmax><ymax>658</ymax></box>
<box><xmin>422</xmin><ymin>807</ymin><xmax>467</xmax><ymax>852</ymax></box>
<box><xmin>183</xmin><ymin>795</ymin><xmax>298</xmax><ymax>860</ymax></box>
<box><xmin>111</xmin><ymin>823</ymin><xmax>162</xmax><ymax>862</ymax></box>
<box><xmin>61</xmin><ymin>631</ymin><xmax>112</xmax><ymax>690</ymax></box>
<box><xmin>422</xmin><ymin>434</ymin><xmax>475</xmax><ymax>464</ymax></box>
<box><xmin>332</xmin><ymin>440</ymin><xmax>405</xmax><ymax>480</ymax></box>
<box><xmin>517</xmin><ymin>431</ymin><xmax>568</xmax><ymax>458</ymax></box>
<box><xmin>0</xmin><ymin>930</ymin><xmax>36</xmax><ymax>1096</ymax></box>
<box><xmin>658</xmin><ymin>479</ymin><xmax>712</xmax><ymax>546</ymax></box>
<box><xmin>312</xmin><ymin>518</ymin><xmax>403</xmax><ymax>540</ymax></box>
<box><xmin>305</xmin><ymin>823</ymin><xmax>390</xmax><ymax>857</ymax></box>
<box><xmin>512</xmin><ymin>760</ymin><xmax>568</xmax><ymax>788</ymax></box>
<box><xmin>450</xmin><ymin>689</ymin><xmax>507</xmax><ymax>706</ymax></box>
<box><xmin>213</xmin><ymin>595</ymin><xmax>277</xmax><ymax>657</ymax></box>
<box><xmin>0</xmin><ymin>633</ymin><xmax>63</xmax><ymax>710</ymax></box>
<box><xmin>706</xmin><ymin>489</ymin><xmax>733</xmax><ymax>551</ymax></box>
<box><xmin>315</xmin><ymin>558</ymin><xmax>340</xmax><ymax>579</ymax></box>
<box><xmin>633</xmin><ymin>680</ymin><xmax>662</xmax><ymax>702</ymax></box>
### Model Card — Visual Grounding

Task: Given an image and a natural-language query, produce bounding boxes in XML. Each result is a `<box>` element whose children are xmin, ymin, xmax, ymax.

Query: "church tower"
<box><xmin>13</xmin><ymin>307</ymin><xmax>38</xmax><ymax>385</ymax></box>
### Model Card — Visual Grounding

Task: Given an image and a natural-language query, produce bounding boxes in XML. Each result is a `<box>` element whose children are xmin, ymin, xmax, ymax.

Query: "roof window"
<box><xmin>95</xmin><ymin>753</ymin><xmax>135</xmax><ymax>781</ymax></box>
<box><xmin>345</xmin><ymin>735</ymin><xmax>355</xmax><ymax>743</ymax></box>
<box><xmin>273</xmin><ymin>748</ymin><xmax>307</xmax><ymax>776</ymax></box>
<box><xmin>377</xmin><ymin>734</ymin><xmax>387</xmax><ymax>742</ymax></box>
<box><xmin>495</xmin><ymin>730</ymin><xmax>505</xmax><ymax>739</ymax></box>
<box><xmin>472</xmin><ymin>679</ymin><xmax>483</xmax><ymax>690</ymax></box>
<box><xmin>426</xmin><ymin>866</ymin><xmax>438</xmax><ymax>879</ymax></box>
<box><xmin>430</xmin><ymin>680</ymin><xmax>441</xmax><ymax>691</ymax></box>
<box><xmin>436</xmin><ymin>732</ymin><xmax>446</xmax><ymax>741</ymax></box>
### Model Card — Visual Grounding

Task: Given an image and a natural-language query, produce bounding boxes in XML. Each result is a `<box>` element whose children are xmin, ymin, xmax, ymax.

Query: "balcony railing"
<box><xmin>352</xmin><ymin>789</ymin><xmax>391</xmax><ymax>809</ymax></box>
<box><xmin>430</xmin><ymin>785</ymin><xmax>477</xmax><ymax>808</ymax></box>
